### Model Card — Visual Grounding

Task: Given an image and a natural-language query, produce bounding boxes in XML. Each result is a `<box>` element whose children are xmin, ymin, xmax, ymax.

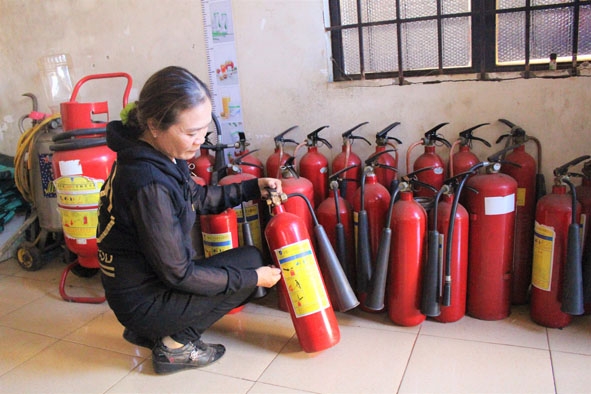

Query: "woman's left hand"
<box><xmin>258</xmin><ymin>177</ymin><xmax>283</xmax><ymax>198</ymax></box>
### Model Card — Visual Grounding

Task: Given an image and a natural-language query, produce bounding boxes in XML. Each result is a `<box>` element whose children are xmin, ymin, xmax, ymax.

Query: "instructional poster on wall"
<box><xmin>201</xmin><ymin>0</ymin><xmax>244</xmax><ymax>151</ymax></box>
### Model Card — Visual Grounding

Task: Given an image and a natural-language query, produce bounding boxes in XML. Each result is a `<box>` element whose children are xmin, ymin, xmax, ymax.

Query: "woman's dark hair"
<box><xmin>125</xmin><ymin>66</ymin><xmax>211</xmax><ymax>138</ymax></box>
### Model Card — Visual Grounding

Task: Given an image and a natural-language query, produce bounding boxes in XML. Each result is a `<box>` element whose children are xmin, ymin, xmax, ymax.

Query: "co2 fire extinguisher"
<box><xmin>464</xmin><ymin>147</ymin><xmax>519</xmax><ymax>320</ymax></box>
<box><xmin>406</xmin><ymin>123</ymin><xmax>451</xmax><ymax>198</ymax></box>
<box><xmin>574</xmin><ymin>160</ymin><xmax>591</xmax><ymax>312</ymax></box>
<box><xmin>266</xmin><ymin>125</ymin><xmax>299</xmax><ymax>179</ymax></box>
<box><xmin>296</xmin><ymin>126</ymin><xmax>332</xmax><ymax>207</ymax></box>
<box><xmin>331</xmin><ymin>122</ymin><xmax>372</xmax><ymax>203</ymax></box>
<box><xmin>367</xmin><ymin>122</ymin><xmax>402</xmax><ymax>192</ymax></box>
<box><xmin>228</xmin><ymin>132</ymin><xmax>264</xmax><ymax>178</ymax></box>
<box><xmin>448</xmin><ymin>123</ymin><xmax>491</xmax><ymax>177</ymax></box>
<box><xmin>187</xmin><ymin>132</ymin><xmax>215</xmax><ymax>185</ymax></box>
<box><xmin>264</xmin><ymin>191</ymin><xmax>357</xmax><ymax>352</ymax></box>
<box><xmin>352</xmin><ymin>152</ymin><xmax>396</xmax><ymax>308</ymax></box>
<box><xmin>530</xmin><ymin>156</ymin><xmax>589</xmax><ymax>328</ymax></box>
<box><xmin>316</xmin><ymin>166</ymin><xmax>356</xmax><ymax>288</ymax></box>
<box><xmin>496</xmin><ymin>119</ymin><xmax>544</xmax><ymax>304</ymax></box>
<box><xmin>279</xmin><ymin>157</ymin><xmax>315</xmax><ymax>238</ymax></box>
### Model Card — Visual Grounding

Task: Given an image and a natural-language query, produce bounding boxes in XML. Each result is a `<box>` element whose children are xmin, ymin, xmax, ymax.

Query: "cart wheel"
<box><xmin>16</xmin><ymin>242</ymin><xmax>44</xmax><ymax>271</ymax></box>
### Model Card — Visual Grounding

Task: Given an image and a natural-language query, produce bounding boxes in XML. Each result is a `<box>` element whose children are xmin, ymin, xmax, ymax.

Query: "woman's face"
<box><xmin>152</xmin><ymin>99</ymin><xmax>212</xmax><ymax>161</ymax></box>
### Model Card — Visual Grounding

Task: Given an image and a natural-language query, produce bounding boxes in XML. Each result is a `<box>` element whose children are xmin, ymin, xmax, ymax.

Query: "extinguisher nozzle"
<box><xmin>561</xmin><ymin>223</ymin><xmax>585</xmax><ymax>315</ymax></box>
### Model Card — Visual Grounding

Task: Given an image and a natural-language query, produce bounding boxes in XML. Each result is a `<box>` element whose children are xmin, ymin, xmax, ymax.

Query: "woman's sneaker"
<box><xmin>152</xmin><ymin>339</ymin><xmax>226</xmax><ymax>374</ymax></box>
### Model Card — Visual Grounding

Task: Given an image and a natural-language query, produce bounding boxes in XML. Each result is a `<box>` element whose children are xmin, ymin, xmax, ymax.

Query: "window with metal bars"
<box><xmin>326</xmin><ymin>0</ymin><xmax>591</xmax><ymax>82</ymax></box>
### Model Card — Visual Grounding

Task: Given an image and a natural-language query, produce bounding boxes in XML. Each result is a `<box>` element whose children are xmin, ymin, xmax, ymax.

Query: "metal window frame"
<box><xmin>327</xmin><ymin>0</ymin><xmax>590</xmax><ymax>81</ymax></box>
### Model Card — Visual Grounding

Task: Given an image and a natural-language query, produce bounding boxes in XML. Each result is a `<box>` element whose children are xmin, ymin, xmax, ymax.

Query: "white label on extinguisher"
<box><xmin>531</xmin><ymin>221</ymin><xmax>555</xmax><ymax>291</ymax></box>
<box><xmin>484</xmin><ymin>194</ymin><xmax>515</xmax><ymax>215</ymax></box>
<box><xmin>274</xmin><ymin>239</ymin><xmax>330</xmax><ymax>318</ymax></box>
<box><xmin>58</xmin><ymin>160</ymin><xmax>83</xmax><ymax>176</ymax></box>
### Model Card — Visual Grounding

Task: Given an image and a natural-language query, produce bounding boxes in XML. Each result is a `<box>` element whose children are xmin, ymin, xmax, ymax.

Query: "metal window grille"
<box><xmin>327</xmin><ymin>0</ymin><xmax>591</xmax><ymax>81</ymax></box>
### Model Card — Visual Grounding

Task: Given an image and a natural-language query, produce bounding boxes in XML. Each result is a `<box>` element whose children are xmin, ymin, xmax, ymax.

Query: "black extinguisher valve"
<box><xmin>375</xmin><ymin>122</ymin><xmax>402</xmax><ymax>146</ymax></box>
<box><xmin>274</xmin><ymin>125</ymin><xmax>299</xmax><ymax>148</ymax></box>
<box><xmin>553</xmin><ymin>155</ymin><xmax>591</xmax><ymax>177</ymax></box>
<box><xmin>423</xmin><ymin>122</ymin><xmax>450</xmax><ymax>147</ymax></box>
<box><xmin>459</xmin><ymin>123</ymin><xmax>491</xmax><ymax>148</ymax></box>
<box><xmin>341</xmin><ymin>121</ymin><xmax>371</xmax><ymax>146</ymax></box>
<box><xmin>306</xmin><ymin>125</ymin><xmax>332</xmax><ymax>148</ymax></box>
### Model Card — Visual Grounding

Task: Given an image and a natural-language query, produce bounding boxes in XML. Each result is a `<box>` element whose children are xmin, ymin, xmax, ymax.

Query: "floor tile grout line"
<box><xmin>395</xmin><ymin>324</ymin><xmax>422</xmax><ymax>394</ymax></box>
<box><xmin>547</xmin><ymin>328</ymin><xmax>559</xmax><ymax>394</ymax></box>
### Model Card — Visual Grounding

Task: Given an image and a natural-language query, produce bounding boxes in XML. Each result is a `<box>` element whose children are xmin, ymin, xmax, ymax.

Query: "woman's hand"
<box><xmin>257</xmin><ymin>177</ymin><xmax>283</xmax><ymax>199</ymax></box>
<box><xmin>255</xmin><ymin>265</ymin><xmax>282</xmax><ymax>288</ymax></box>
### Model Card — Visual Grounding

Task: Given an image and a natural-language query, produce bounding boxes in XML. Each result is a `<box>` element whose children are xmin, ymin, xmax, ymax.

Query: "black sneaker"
<box><xmin>152</xmin><ymin>339</ymin><xmax>226</xmax><ymax>374</ymax></box>
<box><xmin>123</xmin><ymin>328</ymin><xmax>156</xmax><ymax>349</ymax></box>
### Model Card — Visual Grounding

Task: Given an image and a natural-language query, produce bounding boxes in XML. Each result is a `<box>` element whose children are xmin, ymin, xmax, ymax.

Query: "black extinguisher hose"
<box><xmin>286</xmin><ymin>192</ymin><xmax>359</xmax><ymax>312</ymax></box>
<box><xmin>560</xmin><ymin>177</ymin><xmax>584</xmax><ymax>315</ymax></box>
<box><xmin>356</xmin><ymin>167</ymin><xmax>372</xmax><ymax>295</ymax></box>
<box><xmin>331</xmin><ymin>181</ymin><xmax>348</xmax><ymax>279</ymax></box>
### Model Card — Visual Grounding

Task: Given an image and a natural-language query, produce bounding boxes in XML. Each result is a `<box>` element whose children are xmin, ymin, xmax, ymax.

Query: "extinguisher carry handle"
<box><xmin>424</xmin><ymin>122</ymin><xmax>449</xmax><ymax>142</ymax></box>
<box><xmin>553</xmin><ymin>155</ymin><xmax>591</xmax><ymax>177</ymax></box>
<box><xmin>341</xmin><ymin>121</ymin><xmax>369</xmax><ymax>138</ymax></box>
<box><xmin>350</xmin><ymin>135</ymin><xmax>372</xmax><ymax>146</ymax></box>
<box><xmin>459</xmin><ymin>123</ymin><xmax>491</xmax><ymax>147</ymax></box>
<box><xmin>306</xmin><ymin>125</ymin><xmax>331</xmax><ymax>147</ymax></box>
<box><xmin>375</xmin><ymin>122</ymin><xmax>401</xmax><ymax>144</ymax></box>
<box><xmin>274</xmin><ymin>125</ymin><xmax>299</xmax><ymax>143</ymax></box>
<box><xmin>69</xmin><ymin>72</ymin><xmax>133</xmax><ymax>108</ymax></box>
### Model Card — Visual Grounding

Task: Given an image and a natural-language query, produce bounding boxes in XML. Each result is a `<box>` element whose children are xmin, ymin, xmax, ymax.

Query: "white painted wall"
<box><xmin>1</xmin><ymin>0</ymin><xmax>590</xmax><ymax>185</ymax></box>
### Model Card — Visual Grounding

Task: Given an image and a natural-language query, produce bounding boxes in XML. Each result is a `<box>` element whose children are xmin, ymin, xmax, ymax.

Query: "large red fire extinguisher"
<box><xmin>279</xmin><ymin>157</ymin><xmax>315</xmax><ymax>238</ymax></box>
<box><xmin>51</xmin><ymin>72</ymin><xmax>132</xmax><ymax>303</ymax></box>
<box><xmin>264</xmin><ymin>191</ymin><xmax>357</xmax><ymax>352</ymax></box>
<box><xmin>228</xmin><ymin>132</ymin><xmax>264</xmax><ymax>178</ymax></box>
<box><xmin>331</xmin><ymin>122</ymin><xmax>371</xmax><ymax>204</ymax></box>
<box><xmin>316</xmin><ymin>166</ymin><xmax>356</xmax><ymax>289</ymax></box>
<box><xmin>448</xmin><ymin>123</ymin><xmax>491</xmax><ymax>177</ymax></box>
<box><xmin>366</xmin><ymin>122</ymin><xmax>402</xmax><ymax>192</ymax></box>
<box><xmin>266</xmin><ymin>125</ymin><xmax>299</xmax><ymax>179</ymax></box>
<box><xmin>496</xmin><ymin>119</ymin><xmax>545</xmax><ymax>304</ymax></box>
<box><xmin>464</xmin><ymin>148</ymin><xmax>519</xmax><ymax>320</ymax></box>
<box><xmin>420</xmin><ymin>168</ymin><xmax>475</xmax><ymax>323</ymax></box>
<box><xmin>575</xmin><ymin>160</ymin><xmax>591</xmax><ymax>313</ymax></box>
<box><xmin>296</xmin><ymin>126</ymin><xmax>332</xmax><ymax>207</ymax></box>
<box><xmin>187</xmin><ymin>132</ymin><xmax>215</xmax><ymax>185</ymax></box>
<box><xmin>351</xmin><ymin>153</ymin><xmax>394</xmax><ymax>308</ymax></box>
<box><xmin>406</xmin><ymin>123</ymin><xmax>451</xmax><ymax>198</ymax></box>
<box><xmin>530</xmin><ymin>156</ymin><xmax>589</xmax><ymax>328</ymax></box>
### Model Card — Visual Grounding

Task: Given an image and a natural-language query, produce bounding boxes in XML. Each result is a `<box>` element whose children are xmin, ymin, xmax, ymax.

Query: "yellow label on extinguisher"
<box><xmin>516</xmin><ymin>187</ymin><xmax>526</xmax><ymax>207</ymax></box>
<box><xmin>202</xmin><ymin>232</ymin><xmax>233</xmax><ymax>257</ymax></box>
<box><xmin>274</xmin><ymin>239</ymin><xmax>330</xmax><ymax>318</ymax></box>
<box><xmin>531</xmin><ymin>221</ymin><xmax>555</xmax><ymax>291</ymax></box>
<box><xmin>54</xmin><ymin>176</ymin><xmax>104</xmax><ymax>207</ymax></box>
<box><xmin>58</xmin><ymin>207</ymin><xmax>99</xmax><ymax>239</ymax></box>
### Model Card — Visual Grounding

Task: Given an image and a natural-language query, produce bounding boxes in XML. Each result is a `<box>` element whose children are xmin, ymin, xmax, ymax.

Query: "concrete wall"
<box><xmin>1</xmin><ymin>0</ymin><xmax>590</xmax><ymax>184</ymax></box>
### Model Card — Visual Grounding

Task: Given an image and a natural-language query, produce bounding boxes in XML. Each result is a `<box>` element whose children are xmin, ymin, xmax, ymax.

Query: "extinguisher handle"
<box><xmin>459</xmin><ymin>123</ymin><xmax>491</xmax><ymax>147</ymax></box>
<box><xmin>329</xmin><ymin>164</ymin><xmax>359</xmax><ymax>181</ymax></box>
<box><xmin>553</xmin><ymin>155</ymin><xmax>591</xmax><ymax>177</ymax></box>
<box><xmin>233</xmin><ymin>149</ymin><xmax>264</xmax><ymax>170</ymax></box>
<box><xmin>350</xmin><ymin>135</ymin><xmax>372</xmax><ymax>146</ymax></box>
<box><xmin>433</xmin><ymin>135</ymin><xmax>452</xmax><ymax>148</ymax></box>
<box><xmin>497</xmin><ymin>119</ymin><xmax>528</xmax><ymax>144</ymax></box>
<box><xmin>341</xmin><ymin>121</ymin><xmax>369</xmax><ymax>138</ymax></box>
<box><xmin>424</xmin><ymin>122</ymin><xmax>449</xmax><ymax>142</ymax></box>
<box><xmin>274</xmin><ymin>125</ymin><xmax>299</xmax><ymax>143</ymax></box>
<box><xmin>402</xmin><ymin>166</ymin><xmax>434</xmax><ymax>182</ymax></box>
<box><xmin>375</xmin><ymin>122</ymin><xmax>401</xmax><ymax>144</ymax></box>
<box><xmin>69</xmin><ymin>72</ymin><xmax>133</xmax><ymax>108</ymax></box>
<box><xmin>365</xmin><ymin>149</ymin><xmax>396</xmax><ymax>166</ymax></box>
<box><xmin>306</xmin><ymin>125</ymin><xmax>330</xmax><ymax>147</ymax></box>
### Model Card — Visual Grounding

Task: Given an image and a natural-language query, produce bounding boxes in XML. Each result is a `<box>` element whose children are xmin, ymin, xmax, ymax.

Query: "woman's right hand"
<box><xmin>255</xmin><ymin>265</ymin><xmax>282</xmax><ymax>288</ymax></box>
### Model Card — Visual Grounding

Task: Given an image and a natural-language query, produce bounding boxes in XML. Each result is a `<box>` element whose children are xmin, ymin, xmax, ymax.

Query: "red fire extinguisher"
<box><xmin>296</xmin><ymin>126</ymin><xmax>332</xmax><ymax>207</ymax></box>
<box><xmin>264</xmin><ymin>191</ymin><xmax>357</xmax><ymax>352</ymax></box>
<box><xmin>530</xmin><ymin>156</ymin><xmax>589</xmax><ymax>328</ymax></box>
<box><xmin>266</xmin><ymin>125</ymin><xmax>299</xmax><ymax>179</ymax></box>
<box><xmin>575</xmin><ymin>160</ymin><xmax>591</xmax><ymax>313</ymax></box>
<box><xmin>279</xmin><ymin>157</ymin><xmax>316</xmax><ymax>238</ymax></box>
<box><xmin>420</xmin><ymin>168</ymin><xmax>476</xmax><ymax>323</ymax></box>
<box><xmin>52</xmin><ymin>72</ymin><xmax>132</xmax><ymax>303</ymax></box>
<box><xmin>406</xmin><ymin>123</ymin><xmax>451</xmax><ymax>198</ymax></box>
<box><xmin>316</xmin><ymin>166</ymin><xmax>357</xmax><ymax>289</ymax></box>
<box><xmin>351</xmin><ymin>153</ymin><xmax>395</xmax><ymax>308</ymax></box>
<box><xmin>367</xmin><ymin>122</ymin><xmax>402</xmax><ymax>192</ymax></box>
<box><xmin>331</xmin><ymin>122</ymin><xmax>372</xmax><ymax>204</ymax></box>
<box><xmin>228</xmin><ymin>132</ymin><xmax>264</xmax><ymax>178</ymax></box>
<box><xmin>187</xmin><ymin>132</ymin><xmax>215</xmax><ymax>185</ymax></box>
<box><xmin>464</xmin><ymin>147</ymin><xmax>519</xmax><ymax>320</ymax></box>
<box><xmin>496</xmin><ymin>119</ymin><xmax>545</xmax><ymax>304</ymax></box>
<box><xmin>386</xmin><ymin>178</ymin><xmax>428</xmax><ymax>326</ymax></box>
<box><xmin>448</xmin><ymin>123</ymin><xmax>491</xmax><ymax>177</ymax></box>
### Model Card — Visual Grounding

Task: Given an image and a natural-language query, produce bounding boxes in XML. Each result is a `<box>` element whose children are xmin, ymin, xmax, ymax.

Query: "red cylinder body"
<box><xmin>433</xmin><ymin>194</ymin><xmax>469</xmax><ymax>323</ymax></box>
<box><xmin>299</xmin><ymin>146</ymin><xmax>329</xmax><ymax>207</ymax></box>
<box><xmin>502</xmin><ymin>145</ymin><xmax>537</xmax><ymax>304</ymax></box>
<box><xmin>452</xmin><ymin>145</ymin><xmax>480</xmax><ymax>177</ymax></box>
<box><xmin>316</xmin><ymin>189</ymin><xmax>355</xmax><ymax>291</ymax></box>
<box><xmin>266</xmin><ymin>148</ymin><xmax>291</xmax><ymax>179</ymax></box>
<box><xmin>188</xmin><ymin>148</ymin><xmax>215</xmax><ymax>185</ymax></box>
<box><xmin>413</xmin><ymin>145</ymin><xmax>446</xmax><ymax>198</ymax></box>
<box><xmin>369</xmin><ymin>146</ymin><xmax>398</xmax><ymax>191</ymax></box>
<box><xmin>229</xmin><ymin>149</ymin><xmax>264</xmax><ymax>178</ymax></box>
<box><xmin>576</xmin><ymin>177</ymin><xmax>591</xmax><ymax>314</ymax></box>
<box><xmin>352</xmin><ymin>173</ymin><xmax>391</xmax><ymax>267</ymax></box>
<box><xmin>331</xmin><ymin>145</ymin><xmax>362</xmax><ymax>204</ymax></box>
<box><xmin>465</xmin><ymin>172</ymin><xmax>517</xmax><ymax>320</ymax></box>
<box><xmin>200</xmin><ymin>208</ymin><xmax>239</xmax><ymax>258</ymax></box>
<box><xmin>281</xmin><ymin>176</ymin><xmax>315</xmax><ymax>238</ymax></box>
<box><xmin>265</xmin><ymin>204</ymin><xmax>340</xmax><ymax>353</ymax></box>
<box><xmin>530</xmin><ymin>185</ymin><xmax>581</xmax><ymax>328</ymax></box>
<box><xmin>387</xmin><ymin>191</ymin><xmax>427</xmax><ymax>326</ymax></box>
<box><xmin>52</xmin><ymin>145</ymin><xmax>116</xmax><ymax>268</ymax></box>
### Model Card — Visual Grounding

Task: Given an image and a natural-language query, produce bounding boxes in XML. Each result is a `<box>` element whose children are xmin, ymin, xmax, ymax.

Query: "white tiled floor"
<box><xmin>0</xmin><ymin>256</ymin><xmax>590</xmax><ymax>394</ymax></box>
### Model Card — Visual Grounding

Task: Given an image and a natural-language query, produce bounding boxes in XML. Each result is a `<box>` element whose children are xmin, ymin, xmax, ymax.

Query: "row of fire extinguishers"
<box><xmin>187</xmin><ymin>116</ymin><xmax>591</xmax><ymax>354</ymax></box>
